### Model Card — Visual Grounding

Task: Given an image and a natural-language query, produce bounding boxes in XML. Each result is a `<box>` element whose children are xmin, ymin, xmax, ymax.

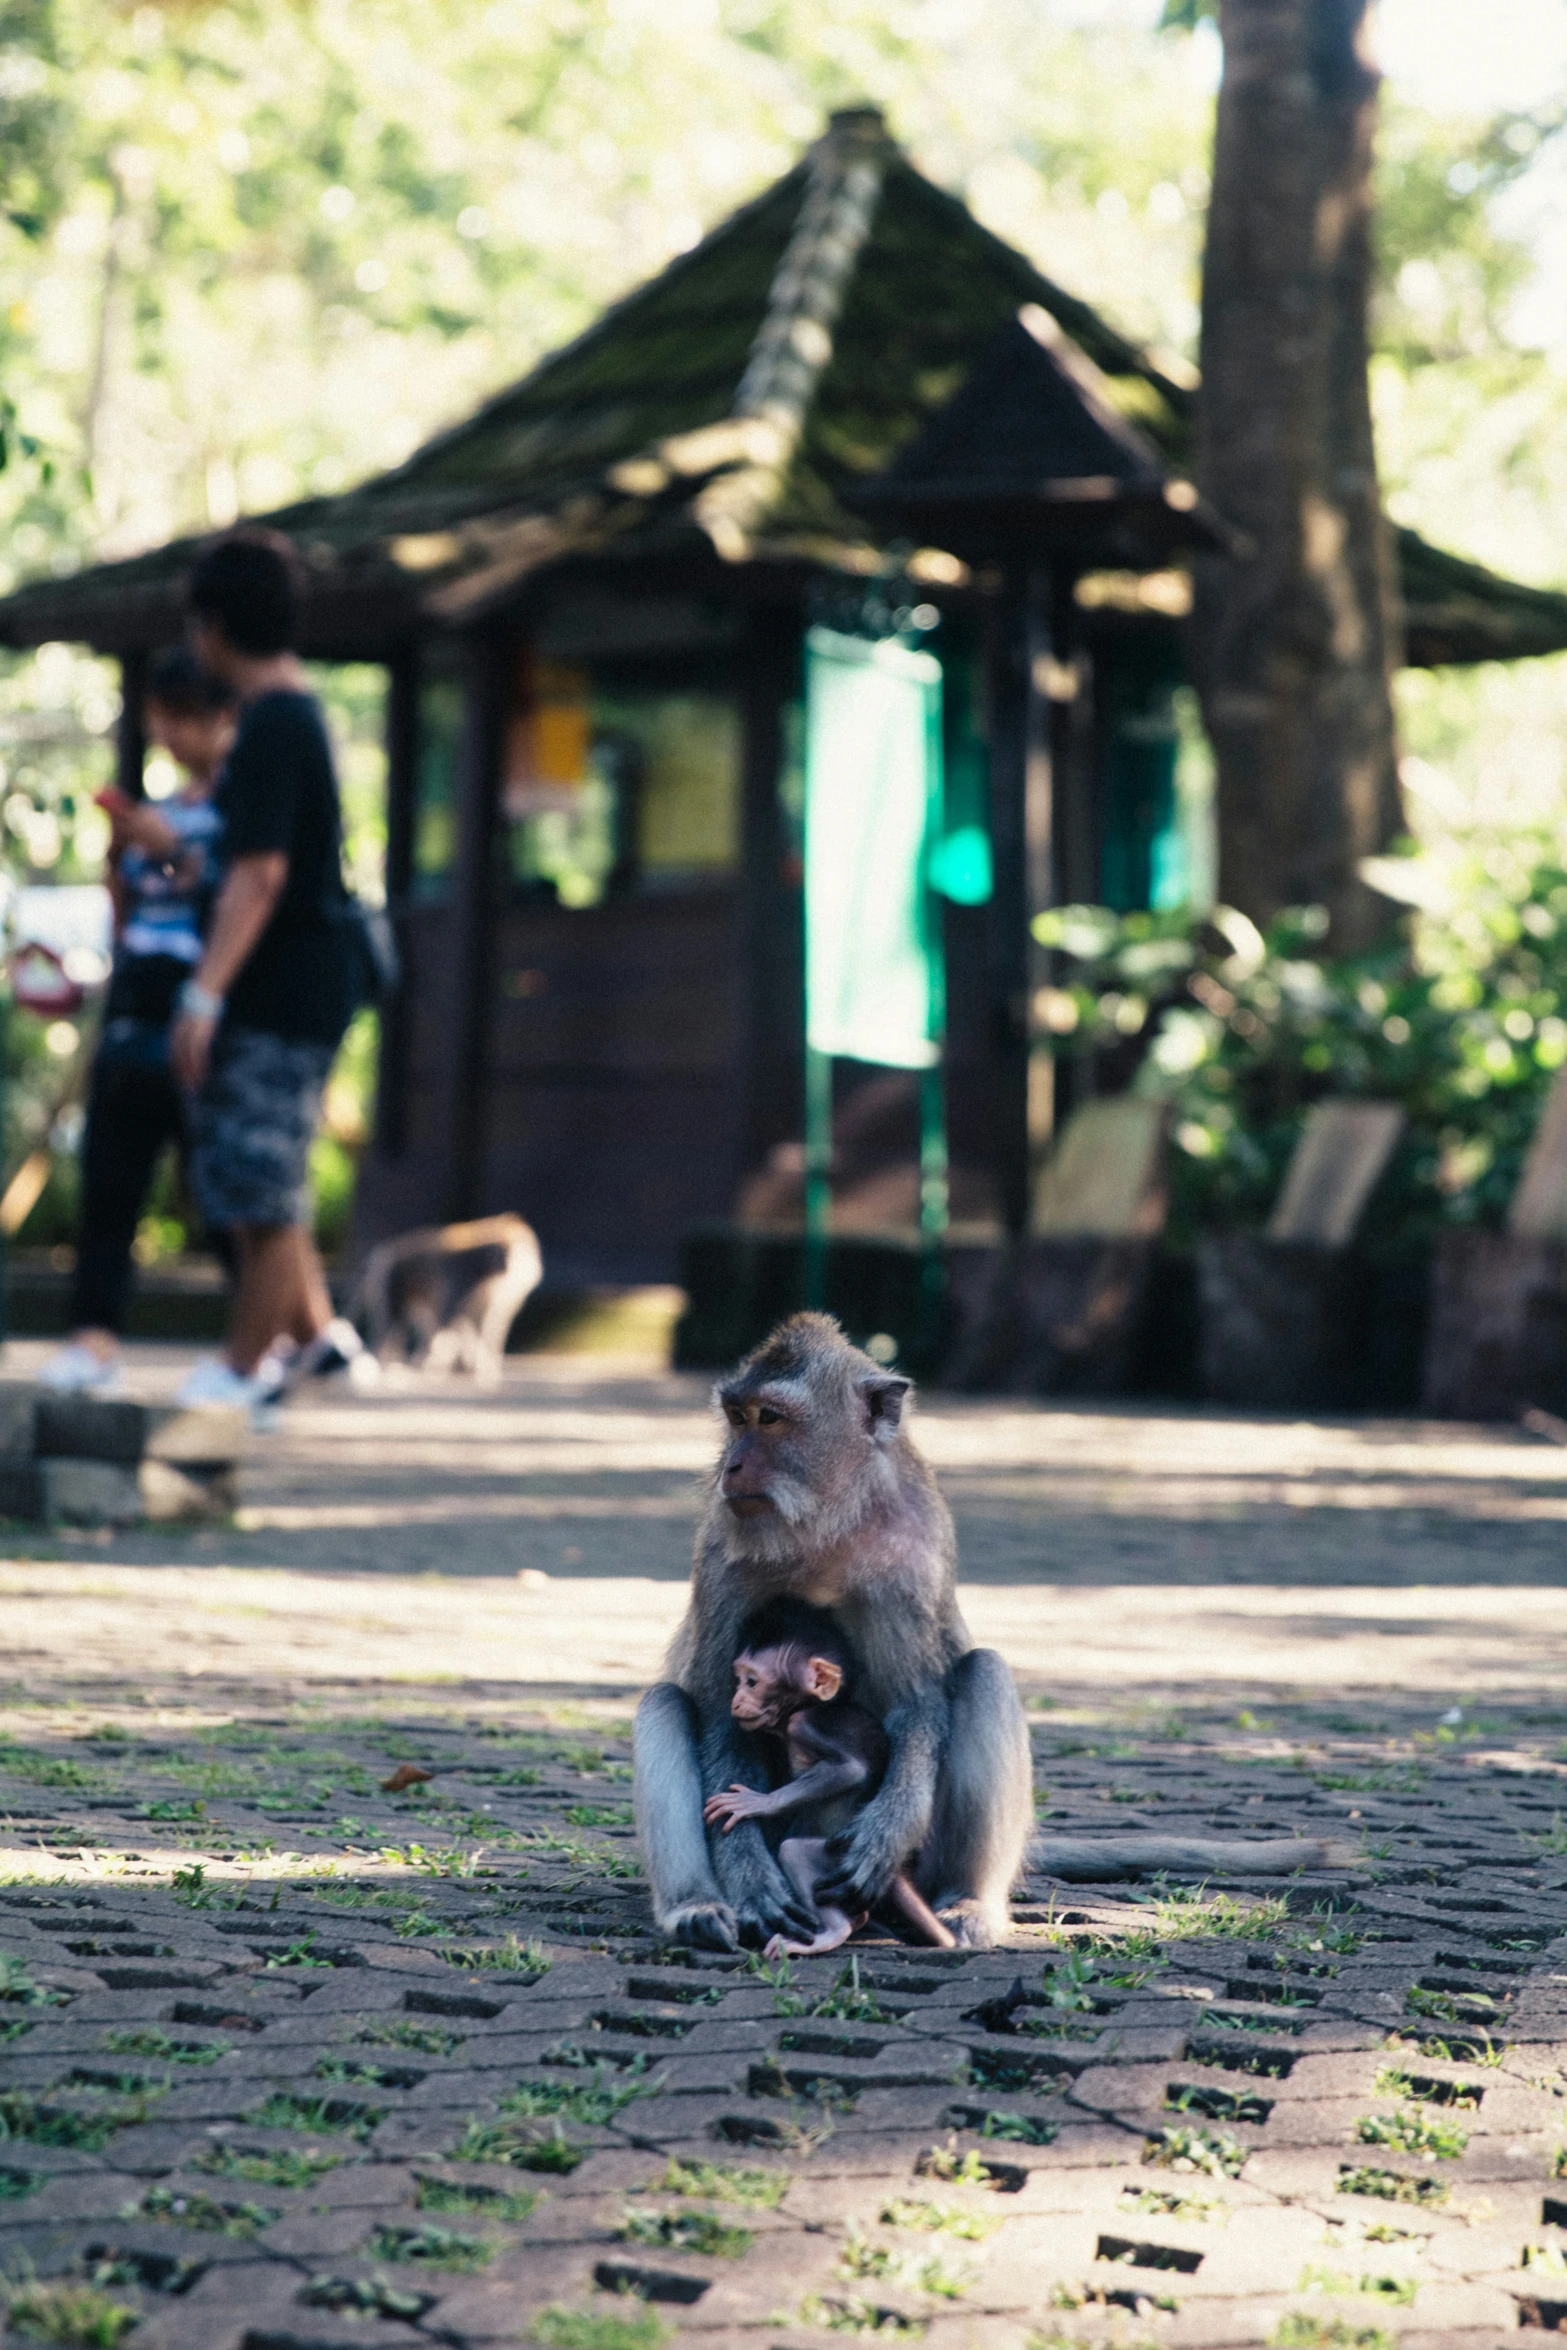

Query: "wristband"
<box><xmin>179</xmin><ymin>980</ymin><xmax>225</xmax><ymax>1022</ymax></box>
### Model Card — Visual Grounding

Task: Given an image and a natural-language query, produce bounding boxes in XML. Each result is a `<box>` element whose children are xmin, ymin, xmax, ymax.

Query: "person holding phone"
<box><xmin>39</xmin><ymin>649</ymin><xmax>235</xmax><ymax>1397</ymax></box>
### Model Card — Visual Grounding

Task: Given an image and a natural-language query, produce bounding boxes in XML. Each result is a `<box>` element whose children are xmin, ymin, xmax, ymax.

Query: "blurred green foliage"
<box><xmin>1035</xmin><ymin>827</ymin><xmax>1567</xmax><ymax>1246</ymax></box>
<box><xmin>0</xmin><ymin>0</ymin><xmax>1563</xmax><ymax>1278</ymax></box>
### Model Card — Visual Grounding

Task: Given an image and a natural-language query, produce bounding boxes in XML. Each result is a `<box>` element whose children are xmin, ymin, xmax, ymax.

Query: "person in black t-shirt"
<box><xmin>171</xmin><ymin>529</ymin><xmax>368</xmax><ymax>1416</ymax></box>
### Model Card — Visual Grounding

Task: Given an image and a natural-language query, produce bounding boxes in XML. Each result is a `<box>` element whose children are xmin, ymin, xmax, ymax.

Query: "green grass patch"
<box><xmin>1404</xmin><ymin>1985</ymin><xmax>1501</xmax><ymax>2024</ymax></box>
<box><xmin>1355</xmin><ymin>2106</ymin><xmax>1468</xmax><ymax>2159</ymax></box>
<box><xmin>0</xmin><ymin>2092</ymin><xmax>141</xmax><ymax>2151</ymax></box>
<box><xmin>5</xmin><ymin>2281</ymin><xmax>138</xmax><ymax>2346</ymax></box>
<box><xmin>1296</xmin><ymin>2266</ymin><xmax>1415</xmax><ymax>2305</ymax></box>
<box><xmin>836</xmin><ymin>2230</ymin><xmax>974</xmax><ymax>2299</ymax></box>
<box><xmin>499</xmin><ymin>2064</ymin><xmax>659</xmax><ymax>2127</ymax></box>
<box><xmin>972</xmin><ymin>2111</ymin><xmax>1058</xmax><ymax>2145</ymax></box>
<box><xmin>648</xmin><ymin>2156</ymin><xmax>788</xmax><ymax>2208</ymax></box>
<box><xmin>533</xmin><ymin>2303</ymin><xmax>671</xmax><ymax>2350</ymax></box>
<box><xmin>1148</xmin><ymin>1887</ymin><xmax>1293</xmax><ymax>1942</ymax></box>
<box><xmin>452</xmin><ymin>2117</ymin><xmax>590</xmax><ymax>2173</ymax></box>
<box><xmin>1119</xmin><ymin>2183</ymin><xmax>1229</xmax><ymax>2224</ymax></box>
<box><xmin>104</xmin><ymin>2028</ymin><xmax>226</xmax><ymax>2067</ymax></box>
<box><xmin>774</xmin><ymin>1955</ymin><xmax>901</xmax><ymax>2026</ymax></box>
<box><xmin>917</xmin><ymin>2148</ymin><xmax>1003</xmax><ymax>2190</ymax></box>
<box><xmin>1167</xmin><ymin>2082</ymin><xmax>1271</xmax><ymax>2125</ymax></box>
<box><xmin>1143</xmin><ymin>2123</ymin><xmax>1247</xmax><ymax>2178</ymax></box>
<box><xmin>879</xmin><ymin>2196</ymin><xmax>1000</xmax><ymax>2241</ymax></box>
<box><xmin>140</xmin><ymin>2181</ymin><xmax>278</xmax><ymax>2234</ymax></box>
<box><xmin>619</xmin><ymin>2205</ymin><xmax>754</xmax><ymax>2258</ymax></box>
<box><xmin>313</xmin><ymin>2056</ymin><xmax>418</xmax><ymax>2089</ymax></box>
<box><xmin>0</xmin><ymin>1748</ymin><xmax>103</xmax><ymax>1790</ymax></box>
<box><xmin>194</xmin><ymin>2141</ymin><xmax>341</xmax><ymax>2188</ymax></box>
<box><xmin>440</xmin><ymin>1934</ymin><xmax>550</xmax><ymax>1978</ymax></box>
<box><xmin>301</xmin><ymin>2276</ymin><xmax>432</xmax><ymax>2320</ymax></box>
<box><xmin>356</xmin><ymin>2016</ymin><xmax>464</xmax><ymax>2056</ymax></box>
<box><xmin>0</xmin><ymin>1958</ymin><xmax>66</xmax><ymax>2012</ymax></box>
<box><xmin>415</xmin><ymin>2173</ymin><xmax>538</xmax><ymax>2222</ymax></box>
<box><xmin>369</xmin><ymin>2221</ymin><xmax>494</xmax><ymax>2271</ymax></box>
<box><xmin>1336</xmin><ymin>2164</ymin><xmax>1448</xmax><ymax>2207</ymax></box>
<box><xmin>1373</xmin><ymin>2064</ymin><xmax>1481</xmax><ymax>2109</ymax></box>
<box><xmin>797</xmin><ymin>2292</ymin><xmax>925</xmax><ymax>2337</ymax></box>
<box><xmin>1270</xmin><ymin>2321</ymin><xmax>1394</xmax><ymax>2350</ymax></box>
<box><xmin>1204</xmin><ymin>2008</ymin><xmax>1306</xmax><ymax>2036</ymax></box>
<box><xmin>241</xmin><ymin>2092</ymin><xmax>382</xmax><ymax>2139</ymax></box>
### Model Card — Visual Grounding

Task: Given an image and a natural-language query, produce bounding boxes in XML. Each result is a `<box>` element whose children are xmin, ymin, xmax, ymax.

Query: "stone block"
<box><xmin>1425</xmin><ymin>1228</ymin><xmax>1567</xmax><ymax>1418</ymax></box>
<box><xmin>144</xmin><ymin>1403</ymin><xmax>249</xmax><ymax>1466</ymax></box>
<box><xmin>0</xmin><ymin>1457</ymin><xmax>42</xmax><ymax>1518</ymax></box>
<box><xmin>37</xmin><ymin>1456</ymin><xmax>142</xmax><ymax>1526</ymax></box>
<box><xmin>34</xmin><ymin>1393</ymin><xmax>149</xmax><ymax>1463</ymax></box>
<box><xmin>139</xmin><ymin>1458</ymin><xmax>239</xmax><ymax>1523</ymax></box>
<box><xmin>0</xmin><ymin>1383</ymin><xmax>37</xmax><ymax>1455</ymax></box>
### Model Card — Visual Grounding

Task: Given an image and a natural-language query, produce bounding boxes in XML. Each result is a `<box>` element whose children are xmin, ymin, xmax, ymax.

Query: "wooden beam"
<box><xmin>986</xmin><ymin>563</ymin><xmax>1054</xmax><ymax>1237</ymax></box>
<box><xmin>433</xmin><ymin>625</ymin><xmax>509</xmax><ymax>1223</ymax></box>
<box><xmin>116</xmin><ymin>651</ymin><xmax>148</xmax><ymax>799</ymax></box>
<box><xmin>736</xmin><ymin>602</ymin><xmax>803</xmax><ymax>1186</ymax></box>
<box><xmin>372</xmin><ymin>644</ymin><xmax>419</xmax><ymax>1159</ymax></box>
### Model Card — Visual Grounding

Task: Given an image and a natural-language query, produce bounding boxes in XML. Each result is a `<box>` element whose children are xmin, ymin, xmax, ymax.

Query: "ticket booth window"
<box><xmin>503</xmin><ymin>652</ymin><xmax>740</xmax><ymax>907</ymax></box>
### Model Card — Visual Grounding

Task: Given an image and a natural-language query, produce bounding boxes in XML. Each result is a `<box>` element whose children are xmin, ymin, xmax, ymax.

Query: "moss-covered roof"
<box><xmin>1</xmin><ymin>109</ymin><xmax>1563</xmax><ymax>668</ymax></box>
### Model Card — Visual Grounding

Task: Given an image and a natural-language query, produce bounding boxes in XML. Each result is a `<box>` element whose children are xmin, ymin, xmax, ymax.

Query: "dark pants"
<box><xmin>72</xmin><ymin>1029</ymin><xmax>225</xmax><ymax>1334</ymax></box>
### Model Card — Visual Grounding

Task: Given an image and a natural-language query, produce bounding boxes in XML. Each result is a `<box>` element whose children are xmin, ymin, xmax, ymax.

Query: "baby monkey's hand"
<box><xmin>703</xmin><ymin>1784</ymin><xmax>771</xmax><ymax>1834</ymax></box>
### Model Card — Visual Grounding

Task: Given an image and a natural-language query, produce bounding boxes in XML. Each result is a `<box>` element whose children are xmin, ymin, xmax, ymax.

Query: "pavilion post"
<box><xmin>116</xmin><ymin>651</ymin><xmax>147</xmax><ymax>800</ymax></box>
<box><xmin>372</xmin><ymin>644</ymin><xmax>419</xmax><ymax>1159</ymax></box>
<box><xmin>987</xmin><ymin>563</ymin><xmax>1055</xmax><ymax>1238</ymax></box>
<box><xmin>435</xmin><ymin>624</ymin><xmax>508</xmax><ymax>1223</ymax></box>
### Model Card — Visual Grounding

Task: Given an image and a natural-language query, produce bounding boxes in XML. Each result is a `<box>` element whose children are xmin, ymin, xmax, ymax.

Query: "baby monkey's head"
<box><xmin>730</xmin><ymin>1601</ymin><xmax>854</xmax><ymax>1732</ymax></box>
<box><xmin>730</xmin><ymin>1639</ymin><xmax>844</xmax><ymax>1730</ymax></box>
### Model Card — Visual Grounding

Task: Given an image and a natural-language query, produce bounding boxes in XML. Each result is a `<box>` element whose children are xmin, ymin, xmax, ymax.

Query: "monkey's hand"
<box><xmin>703</xmin><ymin>1785</ymin><xmax>773</xmax><ymax>1833</ymax></box>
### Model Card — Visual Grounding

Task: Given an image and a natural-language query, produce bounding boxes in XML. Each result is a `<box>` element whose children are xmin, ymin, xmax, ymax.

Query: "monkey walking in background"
<box><xmin>634</xmin><ymin>1314</ymin><xmax>1033</xmax><ymax>1952</ymax></box>
<box><xmin>703</xmin><ymin>1602</ymin><xmax>957</xmax><ymax>1958</ymax></box>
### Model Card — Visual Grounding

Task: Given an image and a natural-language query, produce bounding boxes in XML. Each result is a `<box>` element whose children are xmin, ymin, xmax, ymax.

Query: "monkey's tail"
<box><xmin>1027</xmin><ymin>1833</ymin><xmax>1364</xmax><ymax>1882</ymax></box>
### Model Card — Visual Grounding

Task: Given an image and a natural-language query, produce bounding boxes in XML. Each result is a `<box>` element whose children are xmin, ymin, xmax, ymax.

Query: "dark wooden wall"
<box><xmin>357</xmin><ymin>892</ymin><xmax>743</xmax><ymax>1281</ymax></box>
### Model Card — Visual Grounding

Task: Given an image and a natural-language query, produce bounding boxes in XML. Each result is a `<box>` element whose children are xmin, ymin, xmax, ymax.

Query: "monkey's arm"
<box><xmin>816</xmin><ymin>1679</ymin><xmax>947</xmax><ymax>1911</ymax></box>
<box><xmin>704</xmin><ymin>1751</ymin><xmax>869</xmax><ymax>1831</ymax></box>
<box><xmin>696</xmin><ymin>1714</ymin><xmax>819</xmax><ymax>1941</ymax></box>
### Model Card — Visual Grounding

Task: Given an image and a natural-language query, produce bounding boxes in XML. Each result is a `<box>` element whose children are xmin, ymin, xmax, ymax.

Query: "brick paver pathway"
<box><xmin>4</xmin><ymin>1351</ymin><xmax>1567</xmax><ymax>2348</ymax></box>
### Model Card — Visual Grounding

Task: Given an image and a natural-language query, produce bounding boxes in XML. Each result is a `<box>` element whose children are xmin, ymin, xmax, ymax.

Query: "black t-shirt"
<box><xmin>217</xmin><ymin>690</ymin><xmax>357</xmax><ymax>1045</ymax></box>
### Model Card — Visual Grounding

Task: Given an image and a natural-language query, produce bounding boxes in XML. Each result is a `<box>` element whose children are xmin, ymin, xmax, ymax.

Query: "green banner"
<box><xmin>803</xmin><ymin>626</ymin><xmax>943</xmax><ymax>1070</ymax></box>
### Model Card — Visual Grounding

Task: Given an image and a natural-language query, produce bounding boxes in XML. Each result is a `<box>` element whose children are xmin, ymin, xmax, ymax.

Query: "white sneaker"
<box><xmin>286</xmin><ymin>1316</ymin><xmax>379</xmax><ymax>1392</ymax></box>
<box><xmin>38</xmin><ymin>1343</ymin><xmax>127</xmax><ymax>1398</ymax></box>
<box><xmin>174</xmin><ymin>1355</ymin><xmax>277</xmax><ymax>1428</ymax></box>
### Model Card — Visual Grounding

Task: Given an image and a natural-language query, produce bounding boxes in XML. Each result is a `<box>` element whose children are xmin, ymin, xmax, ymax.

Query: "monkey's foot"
<box><xmin>661</xmin><ymin>1899</ymin><xmax>739</xmax><ymax>1953</ymax></box>
<box><xmin>763</xmin><ymin>1911</ymin><xmax>862</xmax><ymax>1961</ymax></box>
<box><xmin>930</xmin><ymin>1896</ymin><xmax>1008</xmax><ymax>1950</ymax></box>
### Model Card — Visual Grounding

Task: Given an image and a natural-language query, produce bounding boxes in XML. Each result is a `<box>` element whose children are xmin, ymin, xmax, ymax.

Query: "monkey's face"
<box><xmin>730</xmin><ymin>1648</ymin><xmax>797</xmax><ymax>1730</ymax></box>
<box><xmin>718</xmin><ymin>1392</ymin><xmax>808</xmax><ymax>1522</ymax></box>
<box><xmin>718</xmin><ymin>1363</ymin><xmax>911</xmax><ymax>1560</ymax></box>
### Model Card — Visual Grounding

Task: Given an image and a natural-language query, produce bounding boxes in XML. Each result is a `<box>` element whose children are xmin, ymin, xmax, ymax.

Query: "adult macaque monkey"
<box><xmin>634</xmin><ymin>1314</ymin><xmax>1032</xmax><ymax>1950</ymax></box>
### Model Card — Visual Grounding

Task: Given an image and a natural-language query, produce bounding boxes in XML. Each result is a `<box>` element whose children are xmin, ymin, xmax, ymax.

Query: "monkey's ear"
<box><xmin>861</xmin><ymin>1373</ymin><xmax>911</xmax><ymax>1436</ymax></box>
<box><xmin>804</xmin><ymin>1655</ymin><xmax>844</xmax><ymax>1702</ymax></box>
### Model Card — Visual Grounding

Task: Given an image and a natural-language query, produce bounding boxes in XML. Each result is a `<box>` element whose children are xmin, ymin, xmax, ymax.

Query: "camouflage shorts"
<box><xmin>192</xmin><ymin>1024</ymin><xmax>333</xmax><ymax>1230</ymax></box>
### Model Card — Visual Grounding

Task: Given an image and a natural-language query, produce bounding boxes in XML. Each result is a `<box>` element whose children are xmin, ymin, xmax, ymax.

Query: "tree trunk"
<box><xmin>1192</xmin><ymin>0</ymin><xmax>1403</xmax><ymax>950</ymax></box>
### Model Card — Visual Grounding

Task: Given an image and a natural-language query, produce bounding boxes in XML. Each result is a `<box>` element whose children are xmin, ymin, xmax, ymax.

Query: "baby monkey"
<box><xmin>703</xmin><ymin>1604</ymin><xmax>956</xmax><ymax>1958</ymax></box>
